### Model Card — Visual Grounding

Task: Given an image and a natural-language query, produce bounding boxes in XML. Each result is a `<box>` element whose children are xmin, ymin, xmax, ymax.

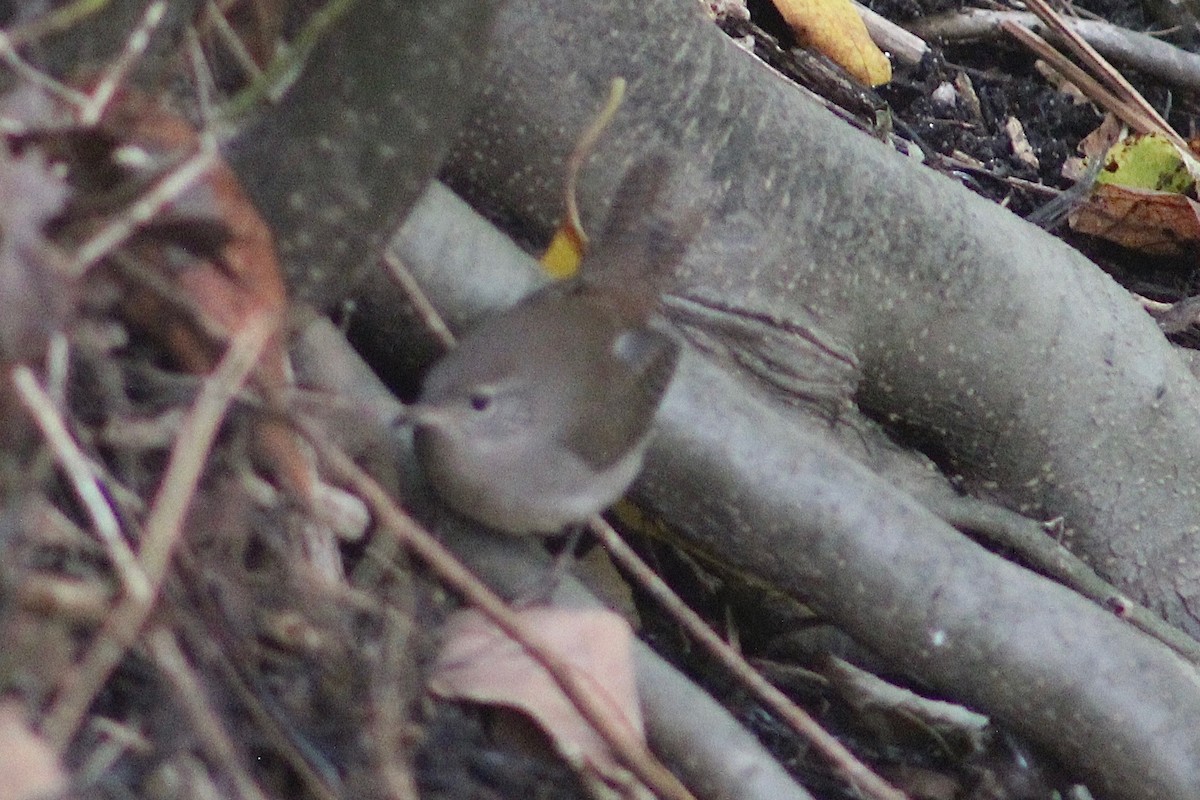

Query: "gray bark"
<box><xmin>386</xmin><ymin>182</ymin><xmax>1200</xmax><ymax>800</ymax></box>
<box><xmin>441</xmin><ymin>0</ymin><xmax>1200</xmax><ymax>641</ymax></box>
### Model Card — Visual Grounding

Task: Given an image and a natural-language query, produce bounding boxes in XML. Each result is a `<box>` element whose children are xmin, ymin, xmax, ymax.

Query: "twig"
<box><xmin>186</xmin><ymin>27</ymin><xmax>218</xmax><ymax>128</ymax></box>
<box><xmin>1019</xmin><ymin>0</ymin><xmax>1186</xmax><ymax>150</ymax></box>
<box><xmin>79</xmin><ymin>1</ymin><xmax>167</xmax><ymax>126</ymax></box>
<box><xmin>4</xmin><ymin>0</ymin><xmax>111</xmax><ymax>47</ymax></box>
<box><xmin>371</xmin><ymin>605</ymin><xmax>422</xmax><ymax>800</ymax></box>
<box><xmin>591</xmin><ymin>517</ymin><xmax>909</xmax><ymax>800</ymax></box>
<box><xmin>380</xmin><ymin>249</ymin><xmax>457</xmax><ymax>350</ymax></box>
<box><xmin>45</xmin><ymin>333</ymin><xmax>70</xmax><ymax>409</ymax></box>
<box><xmin>908</xmin><ymin>9</ymin><xmax>1200</xmax><ymax>91</ymax></box>
<box><xmin>0</xmin><ymin>29</ymin><xmax>89</xmax><ymax>110</ymax></box>
<box><xmin>999</xmin><ymin>21</ymin><xmax>1152</xmax><ymax>136</ymax></box>
<box><xmin>201</xmin><ymin>0</ymin><xmax>267</xmax><ymax>86</ymax></box>
<box><xmin>562</xmin><ymin>77</ymin><xmax>627</xmax><ymax>250</ymax></box>
<box><xmin>68</xmin><ymin>144</ymin><xmax>218</xmax><ymax>277</ymax></box>
<box><xmin>12</xmin><ymin>366</ymin><xmax>148</xmax><ymax>601</ymax></box>
<box><xmin>291</xmin><ymin>414</ymin><xmax>699</xmax><ymax>800</ymax></box>
<box><xmin>854</xmin><ymin>2</ymin><xmax>929</xmax><ymax>66</ymax></box>
<box><xmin>147</xmin><ymin>627</ymin><xmax>271</xmax><ymax>800</ymax></box>
<box><xmin>76</xmin><ymin>716</ymin><xmax>152</xmax><ymax>783</ymax></box>
<box><xmin>219</xmin><ymin>0</ymin><xmax>358</xmax><ymax>119</ymax></box>
<box><xmin>15</xmin><ymin>575</ymin><xmax>112</xmax><ymax>624</ymax></box>
<box><xmin>41</xmin><ymin>314</ymin><xmax>275</xmax><ymax>748</ymax></box>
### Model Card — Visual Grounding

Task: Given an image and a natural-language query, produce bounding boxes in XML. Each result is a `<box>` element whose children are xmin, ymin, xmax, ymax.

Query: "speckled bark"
<box><xmin>441</xmin><ymin>0</ymin><xmax>1200</xmax><ymax>639</ymax></box>
<box><xmin>226</xmin><ymin>0</ymin><xmax>496</xmax><ymax>310</ymax></box>
<box><xmin>391</xmin><ymin>182</ymin><xmax>1200</xmax><ymax>800</ymax></box>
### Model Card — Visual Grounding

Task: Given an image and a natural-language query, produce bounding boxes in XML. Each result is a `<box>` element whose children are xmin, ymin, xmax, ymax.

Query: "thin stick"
<box><xmin>563</xmin><ymin>77</ymin><xmax>627</xmax><ymax>249</ymax></box>
<box><xmin>13</xmin><ymin>366</ymin><xmax>148</xmax><ymax>601</ymax></box>
<box><xmin>202</xmin><ymin>0</ymin><xmax>266</xmax><ymax>84</ymax></box>
<box><xmin>4</xmin><ymin>0</ymin><xmax>111</xmax><ymax>47</ymax></box>
<box><xmin>219</xmin><ymin>0</ymin><xmax>357</xmax><ymax>119</ymax></box>
<box><xmin>590</xmin><ymin>518</ymin><xmax>909</xmax><ymax>800</ymax></box>
<box><xmin>381</xmin><ymin>249</ymin><xmax>457</xmax><ymax>350</ymax></box>
<box><xmin>1001</xmin><ymin>21</ymin><xmax>1151</xmax><ymax>135</ymax></box>
<box><xmin>186</xmin><ymin>27</ymin><xmax>217</xmax><ymax>130</ymax></box>
<box><xmin>68</xmin><ymin>145</ymin><xmax>218</xmax><ymax>277</ymax></box>
<box><xmin>0</xmin><ymin>30</ymin><xmax>89</xmax><ymax>111</ymax></box>
<box><xmin>79</xmin><ymin>1</ymin><xmax>167</xmax><ymax>126</ymax></box>
<box><xmin>292</xmin><ymin>415</ymin><xmax>699</xmax><ymax>800</ymax></box>
<box><xmin>148</xmin><ymin>627</ymin><xmax>271</xmax><ymax>800</ymax></box>
<box><xmin>909</xmin><ymin>9</ymin><xmax>1200</xmax><ymax>91</ymax></box>
<box><xmin>1020</xmin><ymin>0</ymin><xmax>1185</xmax><ymax>149</ymax></box>
<box><xmin>42</xmin><ymin>314</ymin><xmax>275</xmax><ymax>748</ymax></box>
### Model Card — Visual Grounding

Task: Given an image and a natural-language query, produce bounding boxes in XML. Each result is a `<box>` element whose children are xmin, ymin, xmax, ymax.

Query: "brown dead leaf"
<box><xmin>95</xmin><ymin>90</ymin><xmax>288</xmax><ymax>371</ymax></box>
<box><xmin>772</xmin><ymin>0</ymin><xmax>891</xmax><ymax>86</ymax></box>
<box><xmin>0</xmin><ymin>701</ymin><xmax>67</xmax><ymax>800</ymax></box>
<box><xmin>1069</xmin><ymin>183</ymin><xmax>1200</xmax><ymax>255</ymax></box>
<box><xmin>430</xmin><ymin>607</ymin><xmax>642</xmax><ymax>776</ymax></box>
<box><xmin>47</xmin><ymin>90</ymin><xmax>366</xmax><ymax>564</ymax></box>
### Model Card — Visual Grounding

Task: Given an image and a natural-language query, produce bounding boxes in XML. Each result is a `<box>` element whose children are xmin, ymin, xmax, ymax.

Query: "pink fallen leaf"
<box><xmin>0</xmin><ymin>701</ymin><xmax>68</xmax><ymax>800</ymax></box>
<box><xmin>430</xmin><ymin>607</ymin><xmax>642</xmax><ymax>775</ymax></box>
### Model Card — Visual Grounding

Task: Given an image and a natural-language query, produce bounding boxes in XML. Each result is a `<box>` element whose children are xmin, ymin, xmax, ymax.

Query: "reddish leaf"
<box><xmin>0</xmin><ymin>701</ymin><xmax>67</xmax><ymax>800</ymax></box>
<box><xmin>430</xmin><ymin>607</ymin><xmax>643</xmax><ymax>776</ymax></box>
<box><xmin>1069</xmin><ymin>183</ymin><xmax>1200</xmax><ymax>255</ymax></box>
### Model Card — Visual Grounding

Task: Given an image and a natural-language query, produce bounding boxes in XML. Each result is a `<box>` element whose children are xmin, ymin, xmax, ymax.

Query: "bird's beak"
<box><xmin>397</xmin><ymin>402</ymin><xmax>447</xmax><ymax>429</ymax></box>
<box><xmin>392</xmin><ymin>403</ymin><xmax>418</xmax><ymax>427</ymax></box>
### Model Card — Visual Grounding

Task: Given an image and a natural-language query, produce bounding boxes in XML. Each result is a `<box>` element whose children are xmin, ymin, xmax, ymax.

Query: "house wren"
<box><xmin>407</xmin><ymin>155</ymin><xmax>693</xmax><ymax>534</ymax></box>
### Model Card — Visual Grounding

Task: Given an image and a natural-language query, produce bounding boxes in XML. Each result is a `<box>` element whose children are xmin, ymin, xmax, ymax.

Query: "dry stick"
<box><xmin>562</xmin><ymin>77</ymin><xmax>627</xmax><ymax>249</ymax></box>
<box><xmin>372</xmin><ymin>606</ymin><xmax>423</xmax><ymax>800</ymax></box>
<box><xmin>1000</xmin><ymin>21</ymin><xmax>1153</xmax><ymax>135</ymax></box>
<box><xmin>186</xmin><ymin>27</ymin><xmax>218</xmax><ymax>127</ymax></box>
<box><xmin>201</xmin><ymin>0</ymin><xmax>267</xmax><ymax>87</ymax></box>
<box><xmin>381</xmin><ymin>249</ymin><xmax>457</xmax><ymax>351</ymax></box>
<box><xmin>78</xmin><ymin>0</ymin><xmax>167</xmax><ymax>126</ymax></box>
<box><xmin>291</xmin><ymin>415</ymin><xmax>699</xmax><ymax>800</ymax></box>
<box><xmin>15</xmin><ymin>575</ymin><xmax>112</xmax><ymax>625</ymax></box>
<box><xmin>13</xmin><ymin>367</ymin><xmax>148</xmax><ymax>601</ymax></box>
<box><xmin>46</xmin><ymin>333</ymin><xmax>70</xmax><ymax>409</ymax></box>
<box><xmin>910</xmin><ymin>10</ymin><xmax>1200</xmax><ymax>90</ymax></box>
<box><xmin>147</xmin><ymin>627</ymin><xmax>271</xmax><ymax>800</ymax></box>
<box><xmin>854</xmin><ymin>2</ymin><xmax>929</xmax><ymax>66</ymax></box>
<box><xmin>5</xmin><ymin>0</ymin><xmax>112</xmax><ymax>48</ymax></box>
<box><xmin>41</xmin><ymin>314</ymin><xmax>276</xmax><ymax>748</ymax></box>
<box><xmin>0</xmin><ymin>29</ymin><xmax>89</xmax><ymax>111</ymax></box>
<box><xmin>68</xmin><ymin>145</ymin><xmax>219</xmax><ymax>278</ymax></box>
<box><xmin>590</xmin><ymin>519</ymin><xmax>909</xmax><ymax>800</ymax></box>
<box><xmin>1020</xmin><ymin>0</ymin><xmax>1186</xmax><ymax>149</ymax></box>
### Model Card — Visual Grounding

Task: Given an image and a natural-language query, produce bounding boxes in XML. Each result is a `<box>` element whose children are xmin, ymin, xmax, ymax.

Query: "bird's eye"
<box><xmin>468</xmin><ymin>390</ymin><xmax>492</xmax><ymax>412</ymax></box>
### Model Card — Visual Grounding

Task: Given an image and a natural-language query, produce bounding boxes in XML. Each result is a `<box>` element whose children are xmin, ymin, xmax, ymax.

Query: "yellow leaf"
<box><xmin>772</xmin><ymin>0</ymin><xmax>891</xmax><ymax>86</ymax></box>
<box><xmin>541</xmin><ymin>220</ymin><xmax>585</xmax><ymax>279</ymax></box>
<box><xmin>1095</xmin><ymin>133</ymin><xmax>1195</xmax><ymax>194</ymax></box>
